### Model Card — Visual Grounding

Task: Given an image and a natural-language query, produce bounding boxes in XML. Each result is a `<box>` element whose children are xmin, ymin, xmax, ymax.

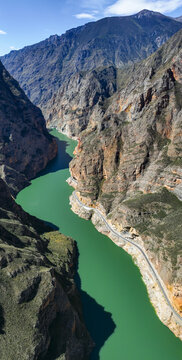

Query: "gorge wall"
<box><xmin>1</xmin><ymin>10</ymin><xmax>182</xmax><ymax>342</ymax></box>
<box><xmin>0</xmin><ymin>61</ymin><xmax>93</xmax><ymax>359</ymax></box>
<box><xmin>0</xmin><ymin>61</ymin><xmax>57</xmax><ymax>195</ymax></box>
<box><xmin>66</xmin><ymin>29</ymin><xmax>182</xmax><ymax>337</ymax></box>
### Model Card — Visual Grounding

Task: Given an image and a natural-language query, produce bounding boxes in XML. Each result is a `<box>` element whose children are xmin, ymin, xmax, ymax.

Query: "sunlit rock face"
<box><xmin>68</xmin><ymin>29</ymin><xmax>182</xmax><ymax>334</ymax></box>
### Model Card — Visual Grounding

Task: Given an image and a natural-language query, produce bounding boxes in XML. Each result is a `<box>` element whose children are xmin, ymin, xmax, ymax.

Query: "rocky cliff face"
<box><xmin>1</xmin><ymin>10</ymin><xmax>182</xmax><ymax>343</ymax></box>
<box><xmin>68</xmin><ymin>29</ymin><xmax>182</xmax><ymax>326</ymax></box>
<box><xmin>46</xmin><ymin>66</ymin><xmax>118</xmax><ymax>136</ymax></box>
<box><xmin>0</xmin><ymin>179</ymin><xmax>92</xmax><ymax>360</ymax></box>
<box><xmin>1</xmin><ymin>11</ymin><xmax>182</xmax><ymax>125</ymax></box>
<box><xmin>0</xmin><ymin>62</ymin><xmax>93</xmax><ymax>358</ymax></box>
<box><xmin>0</xmin><ymin>61</ymin><xmax>57</xmax><ymax>195</ymax></box>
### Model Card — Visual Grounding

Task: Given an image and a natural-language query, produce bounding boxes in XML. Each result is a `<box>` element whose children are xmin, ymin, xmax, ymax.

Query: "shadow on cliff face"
<box><xmin>32</xmin><ymin>134</ymin><xmax>116</xmax><ymax>358</ymax></box>
<box><xmin>43</xmin><ymin>272</ymin><xmax>116</xmax><ymax>360</ymax></box>
<box><xmin>75</xmin><ymin>272</ymin><xmax>116</xmax><ymax>360</ymax></box>
<box><xmin>40</xmin><ymin>253</ymin><xmax>116</xmax><ymax>360</ymax></box>
<box><xmin>37</xmin><ymin>136</ymin><xmax>73</xmax><ymax>177</ymax></box>
<box><xmin>0</xmin><ymin>305</ymin><xmax>5</xmax><ymax>335</ymax></box>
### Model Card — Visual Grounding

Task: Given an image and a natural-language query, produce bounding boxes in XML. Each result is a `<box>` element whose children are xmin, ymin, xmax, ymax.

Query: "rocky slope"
<box><xmin>0</xmin><ymin>179</ymin><xmax>92</xmax><ymax>359</ymax></box>
<box><xmin>0</xmin><ymin>62</ymin><xmax>93</xmax><ymax>358</ymax></box>
<box><xmin>0</xmin><ymin>60</ymin><xmax>57</xmax><ymax>195</ymax></box>
<box><xmin>65</xmin><ymin>29</ymin><xmax>182</xmax><ymax>336</ymax></box>
<box><xmin>46</xmin><ymin>66</ymin><xmax>118</xmax><ymax>135</ymax></box>
<box><xmin>1</xmin><ymin>10</ymin><xmax>182</xmax><ymax>124</ymax></box>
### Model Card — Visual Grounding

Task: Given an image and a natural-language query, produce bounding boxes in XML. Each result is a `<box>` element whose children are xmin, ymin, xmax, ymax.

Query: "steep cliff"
<box><xmin>0</xmin><ymin>179</ymin><xmax>92</xmax><ymax>360</ymax></box>
<box><xmin>47</xmin><ymin>66</ymin><xmax>118</xmax><ymax>136</ymax></box>
<box><xmin>0</xmin><ymin>62</ymin><xmax>93</xmax><ymax>358</ymax></box>
<box><xmin>1</xmin><ymin>11</ymin><xmax>182</xmax><ymax>125</ymax></box>
<box><xmin>67</xmin><ymin>28</ymin><xmax>182</xmax><ymax>331</ymax></box>
<box><xmin>0</xmin><ymin>60</ymin><xmax>58</xmax><ymax>195</ymax></box>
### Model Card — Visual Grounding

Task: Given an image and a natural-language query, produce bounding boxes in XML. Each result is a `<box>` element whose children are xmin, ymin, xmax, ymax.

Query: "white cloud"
<box><xmin>105</xmin><ymin>0</ymin><xmax>182</xmax><ymax>16</ymax></box>
<box><xmin>0</xmin><ymin>30</ymin><xmax>7</xmax><ymax>35</ymax></box>
<box><xmin>74</xmin><ymin>12</ymin><xmax>96</xmax><ymax>19</ymax></box>
<box><xmin>10</xmin><ymin>46</ymin><xmax>18</xmax><ymax>50</ymax></box>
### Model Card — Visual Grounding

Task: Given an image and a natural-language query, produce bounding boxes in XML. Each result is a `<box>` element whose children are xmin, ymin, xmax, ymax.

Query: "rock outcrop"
<box><xmin>1</xmin><ymin>11</ymin><xmax>182</xmax><ymax>125</ymax></box>
<box><xmin>0</xmin><ymin>61</ymin><xmax>57</xmax><ymax>195</ymax></box>
<box><xmin>0</xmin><ymin>179</ymin><xmax>93</xmax><ymax>359</ymax></box>
<box><xmin>66</xmin><ymin>29</ymin><xmax>182</xmax><ymax>337</ymax></box>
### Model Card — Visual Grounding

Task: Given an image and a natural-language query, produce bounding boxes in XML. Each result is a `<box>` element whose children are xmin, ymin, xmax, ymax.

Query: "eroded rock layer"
<box><xmin>66</xmin><ymin>29</ymin><xmax>182</xmax><ymax>335</ymax></box>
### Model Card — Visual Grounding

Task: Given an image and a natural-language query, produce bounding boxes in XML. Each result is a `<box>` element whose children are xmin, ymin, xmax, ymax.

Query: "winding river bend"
<box><xmin>16</xmin><ymin>130</ymin><xmax>182</xmax><ymax>360</ymax></box>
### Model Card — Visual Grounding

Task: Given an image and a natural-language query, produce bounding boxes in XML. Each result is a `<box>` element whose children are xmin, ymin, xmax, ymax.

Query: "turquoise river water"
<box><xmin>16</xmin><ymin>130</ymin><xmax>182</xmax><ymax>360</ymax></box>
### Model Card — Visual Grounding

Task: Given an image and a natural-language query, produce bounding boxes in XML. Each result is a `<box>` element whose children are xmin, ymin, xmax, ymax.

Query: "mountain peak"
<box><xmin>1</xmin><ymin>10</ymin><xmax>182</xmax><ymax>116</ymax></box>
<box><xmin>134</xmin><ymin>9</ymin><xmax>163</xmax><ymax>18</ymax></box>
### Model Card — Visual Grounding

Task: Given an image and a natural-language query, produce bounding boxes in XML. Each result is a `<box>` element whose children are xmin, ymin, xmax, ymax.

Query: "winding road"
<box><xmin>72</xmin><ymin>188</ymin><xmax>182</xmax><ymax>326</ymax></box>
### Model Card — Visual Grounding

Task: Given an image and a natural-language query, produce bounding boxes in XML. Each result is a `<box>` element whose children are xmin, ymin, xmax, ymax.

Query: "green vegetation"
<box><xmin>125</xmin><ymin>187</ymin><xmax>182</xmax><ymax>209</ymax></box>
<box><xmin>99</xmin><ymin>192</ymin><xmax>118</xmax><ymax>213</ymax></box>
<box><xmin>44</xmin><ymin>231</ymin><xmax>74</xmax><ymax>273</ymax></box>
<box><xmin>124</xmin><ymin>188</ymin><xmax>182</xmax><ymax>267</ymax></box>
<box><xmin>160</xmin><ymin>145</ymin><xmax>182</xmax><ymax>167</ymax></box>
<box><xmin>148</xmin><ymin>126</ymin><xmax>171</xmax><ymax>150</ymax></box>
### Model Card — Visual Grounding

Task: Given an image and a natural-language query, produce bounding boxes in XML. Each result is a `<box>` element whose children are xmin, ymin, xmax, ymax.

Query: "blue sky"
<box><xmin>0</xmin><ymin>0</ymin><xmax>182</xmax><ymax>55</ymax></box>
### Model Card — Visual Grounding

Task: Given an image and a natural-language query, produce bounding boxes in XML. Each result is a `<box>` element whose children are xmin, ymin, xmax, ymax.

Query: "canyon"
<box><xmin>0</xmin><ymin>8</ymin><xmax>182</xmax><ymax>356</ymax></box>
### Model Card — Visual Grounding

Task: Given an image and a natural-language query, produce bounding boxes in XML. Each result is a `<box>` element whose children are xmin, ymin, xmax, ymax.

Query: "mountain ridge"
<box><xmin>1</xmin><ymin>10</ymin><xmax>182</xmax><ymax>125</ymax></box>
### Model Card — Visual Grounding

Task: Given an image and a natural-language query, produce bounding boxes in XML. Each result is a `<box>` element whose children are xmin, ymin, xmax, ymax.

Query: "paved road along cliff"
<box><xmin>72</xmin><ymin>188</ymin><xmax>182</xmax><ymax>327</ymax></box>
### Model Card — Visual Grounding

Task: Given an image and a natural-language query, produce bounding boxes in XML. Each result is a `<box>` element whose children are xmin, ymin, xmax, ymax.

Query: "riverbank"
<box><xmin>17</xmin><ymin>130</ymin><xmax>182</xmax><ymax>359</ymax></box>
<box><xmin>67</xmin><ymin>177</ymin><xmax>182</xmax><ymax>341</ymax></box>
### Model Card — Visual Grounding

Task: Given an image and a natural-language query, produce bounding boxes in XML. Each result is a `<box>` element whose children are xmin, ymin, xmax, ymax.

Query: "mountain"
<box><xmin>175</xmin><ymin>16</ymin><xmax>182</xmax><ymax>22</ymax></box>
<box><xmin>67</xmin><ymin>28</ymin><xmax>182</xmax><ymax>339</ymax></box>
<box><xmin>1</xmin><ymin>8</ymin><xmax>182</xmax><ymax>343</ymax></box>
<box><xmin>0</xmin><ymin>63</ymin><xmax>93</xmax><ymax>359</ymax></box>
<box><xmin>0</xmin><ymin>60</ymin><xmax>57</xmax><ymax>195</ymax></box>
<box><xmin>1</xmin><ymin>10</ymin><xmax>182</xmax><ymax>124</ymax></box>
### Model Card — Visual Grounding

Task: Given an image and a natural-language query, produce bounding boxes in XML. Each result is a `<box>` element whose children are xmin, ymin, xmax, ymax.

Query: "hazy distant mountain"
<box><xmin>1</xmin><ymin>9</ymin><xmax>182</xmax><ymax>123</ymax></box>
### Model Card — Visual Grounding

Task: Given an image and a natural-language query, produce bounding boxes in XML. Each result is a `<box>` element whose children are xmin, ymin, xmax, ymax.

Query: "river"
<box><xmin>16</xmin><ymin>130</ymin><xmax>182</xmax><ymax>360</ymax></box>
